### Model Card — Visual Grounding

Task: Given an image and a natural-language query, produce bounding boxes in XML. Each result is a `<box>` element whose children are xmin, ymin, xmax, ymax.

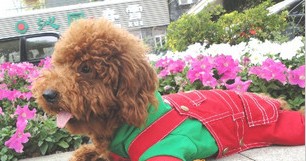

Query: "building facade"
<box><xmin>0</xmin><ymin>0</ymin><xmax>170</xmax><ymax>48</ymax></box>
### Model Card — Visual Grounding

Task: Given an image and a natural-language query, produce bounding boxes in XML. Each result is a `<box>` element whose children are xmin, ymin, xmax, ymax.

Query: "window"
<box><xmin>0</xmin><ymin>39</ymin><xmax>20</xmax><ymax>64</ymax></box>
<box><xmin>178</xmin><ymin>0</ymin><xmax>194</xmax><ymax>5</ymax></box>
<box><xmin>26</xmin><ymin>36</ymin><xmax>58</xmax><ymax>60</ymax></box>
<box><xmin>154</xmin><ymin>35</ymin><xmax>166</xmax><ymax>48</ymax></box>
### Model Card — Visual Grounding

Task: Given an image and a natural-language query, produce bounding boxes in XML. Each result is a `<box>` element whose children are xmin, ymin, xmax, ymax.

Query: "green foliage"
<box><xmin>166</xmin><ymin>1</ymin><xmax>289</xmax><ymax>51</ymax></box>
<box><xmin>22</xmin><ymin>118</ymin><xmax>83</xmax><ymax>158</ymax></box>
<box><xmin>217</xmin><ymin>1</ymin><xmax>288</xmax><ymax>44</ymax></box>
<box><xmin>166</xmin><ymin>5</ymin><xmax>225</xmax><ymax>51</ymax></box>
<box><xmin>0</xmin><ymin>114</ymin><xmax>84</xmax><ymax>160</ymax></box>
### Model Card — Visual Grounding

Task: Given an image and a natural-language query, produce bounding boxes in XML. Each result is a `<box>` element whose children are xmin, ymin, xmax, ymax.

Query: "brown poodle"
<box><xmin>32</xmin><ymin>19</ymin><xmax>304</xmax><ymax>161</ymax></box>
<box><xmin>32</xmin><ymin>18</ymin><xmax>158</xmax><ymax>160</ymax></box>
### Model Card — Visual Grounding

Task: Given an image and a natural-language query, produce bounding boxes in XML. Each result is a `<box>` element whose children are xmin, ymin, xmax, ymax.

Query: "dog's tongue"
<box><xmin>57</xmin><ymin>111</ymin><xmax>72</xmax><ymax>128</ymax></box>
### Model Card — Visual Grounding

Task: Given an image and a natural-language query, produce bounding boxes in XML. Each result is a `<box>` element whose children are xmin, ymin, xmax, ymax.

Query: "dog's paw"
<box><xmin>69</xmin><ymin>144</ymin><xmax>110</xmax><ymax>161</ymax></box>
<box><xmin>69</xmin><ymin>152</ymin><xmax>109</xmax><ymax>161</ymax></box>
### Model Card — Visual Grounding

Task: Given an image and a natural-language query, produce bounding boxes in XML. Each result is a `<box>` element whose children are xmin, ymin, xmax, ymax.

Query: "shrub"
<box><xmin>0</xmin><ymin>59</ymin><xmax>85</xmax><ymax>160</ymax></box>
<box><xmin>217</xmin><ymin>1</ymin><xmax>288</xmax><ymax>44</ymax></box>
<box><xmin>166</xmin><ymin>1</ymin><xmax>288</xmax><ymax>51</ymax></box>
<box><xmin>166</xmin><ymin>5</ymin><xmax>225</xmax><ymax>51</ymax></box>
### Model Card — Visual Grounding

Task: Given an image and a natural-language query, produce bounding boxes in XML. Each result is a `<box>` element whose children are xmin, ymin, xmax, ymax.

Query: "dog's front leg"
<box><xmin>90</xmin><ymin>136</ymin><xmax>111</xmax><ymax>161</ymax></box>
<box><xmin>69</xmin><ymin>144</ymin><xmax>108</xmax><ymax>161</ymax></box>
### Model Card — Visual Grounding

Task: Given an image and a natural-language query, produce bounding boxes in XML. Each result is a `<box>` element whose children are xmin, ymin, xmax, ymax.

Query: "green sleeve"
<box><xmin>140</xmin><ymin>134</ymin><xmax>197</xmax><ymax>161</ymax></box>
<box><xmin>140</xmin><ymin>119</ymin><xmax>218</xmax><ymax>161</ymax></box>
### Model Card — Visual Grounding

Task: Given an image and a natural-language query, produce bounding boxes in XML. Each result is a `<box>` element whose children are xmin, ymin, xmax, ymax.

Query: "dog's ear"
<box><xmin>116</xmin><ymin>42</ymin><xmax>158</xmax><ymax>127</ymax></box>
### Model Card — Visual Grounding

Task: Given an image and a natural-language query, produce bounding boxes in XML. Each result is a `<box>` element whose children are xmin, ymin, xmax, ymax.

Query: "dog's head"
<box><xmin>32</xmin><ymin>19</ymin><xmax>158</xmax><ymax>135</ymax></box>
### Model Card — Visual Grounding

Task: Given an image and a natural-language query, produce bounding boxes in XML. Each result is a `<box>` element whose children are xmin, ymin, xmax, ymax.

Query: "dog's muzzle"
<box><xmin>43</xmin><ymin>89</ymin><xmax>59</xmax><ymax>103</ymax></box>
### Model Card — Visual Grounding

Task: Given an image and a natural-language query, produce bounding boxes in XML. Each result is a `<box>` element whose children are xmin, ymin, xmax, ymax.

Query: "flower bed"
<box><xmin>151</xmin><ymin>37</ymin><xmax>305</xmax><ymax>110</ymax></box>
<box><xmin>0</xmin><ymin>58</ymin><xmax>84</xmax><ymax>161</ymax></box>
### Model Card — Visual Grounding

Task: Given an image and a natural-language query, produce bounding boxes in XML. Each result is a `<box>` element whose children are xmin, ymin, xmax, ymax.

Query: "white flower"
<box><xmin>259</xmin><ymin>40</ymin><xmax>281</xmax><ymax>57</ymax></box>
<box><xmin>279</xmin><ymin>36</ymin><xmax>304</xmax><ymax>60</ymax></box>
<box><xmin>147</xmin><ymin>53</ymin><xmax>162</xmax><ymax>62</ymax></box>
<box><xmin>249</xmin><ymin>52</ymin><xmax>268</xmax><ymax>65</ymax></box>
<box><xmin>230</xmin><ymin>42</ymin><xmax>247</xmax><ymax>60</ymax></box>
<box><xmin>244</xmin><ymin>38</ymin><xmax>262</xmax><ymax>53</ymax></box>
<box><xmin>185</xmin><ymin>43</ymin><xmax>205</xmax><ymax>55</ymax></box>
<box><xmin>205</xmin><ymin>43</ymin><xmax>232</xmax><ymax>57</ymax></box>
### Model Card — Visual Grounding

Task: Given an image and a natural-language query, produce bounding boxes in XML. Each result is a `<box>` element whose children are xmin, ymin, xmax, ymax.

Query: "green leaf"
<box><xmin>1</xmin><ymin>155</ymin><xmax>7</xmax><ymax>161</ymax></box>
<box><xmin>40</xmin><ymin>143</ymin><xmax>49</xmax><ymax>155</ymax></box>
<box><xmin>267</xmin><ymin>83</ymin><xmax>280</xmax><ymax>90</ymax></box>
<box><xmin>54</xmin><ymin>133</ymin><xmax>64</xmax><ymax>142</ymax></box>
<box><xmin>58</xmin><ymin>141</ymin><xmax>69</xmax><ymax>148</ymax></box>
<box><xmin>38</xmin><ymin>140</ymin><xmax>43</xmax><ymax>146</ymax></box>
<box><xmin>65</xmin><ymin>137</ymin><xmax>72</xmax><ymax>142</ymax></box>
<box><xmin>45</xmin><ymin>137</ymin><xmax>53</xmax><ymax>142</ymax></box>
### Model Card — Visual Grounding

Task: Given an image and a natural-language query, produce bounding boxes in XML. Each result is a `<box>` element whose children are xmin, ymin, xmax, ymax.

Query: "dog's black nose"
<box><xmin>42</xmin><ymin>89</ymin><xmax>59</xmax><ymax>103</ymax></box>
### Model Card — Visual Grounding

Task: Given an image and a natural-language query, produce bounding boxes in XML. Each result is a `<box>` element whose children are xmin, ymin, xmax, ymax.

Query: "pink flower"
<box><xmin>214</xmin><ymin>55</ymin><xmax>241</xmax><ymax>82</ymax></box>
<box><xmin>242</xmin><ymin>56</ymin><xmax>250</xmax><ymax>66</ymax></box>
<box><xmin>0</xmin><ymin>89</ymin><xmax>21</xmax><ymax>101</ymax></box>
<box><xmin>225</xmin><ymin>77</ymin><xmax>252</xmax><ymax>92</ymax></box>
<box><xmin>156</xmin><ymin>58</ymin><xmax>185</xmax><ymax>77</ymax></box>
<box><xmin>187</xmin><ymin>68</ymin><xmax>202</xmax><ymax>83</ymax></box>
<box><xmin>249</xmin><ymin>58</ymin><xmax>288</xmax><ymax>84</ymax></box>
<box><xmin>15</xmin><ymin>105</ymin><xmax>36</xmax><ymax>122</ymax></box>
<box><xmin>38</xmin><ymin>57</ymin><xmax>52</xmax><ymax>69</ymax></box>
<box><xmin>186</xmin><ymin>56</ymin><xmax>221</xmax><ymax>88</ymax></box>
<box><xmin>183</xmin><ymin>55</ymin><xmax>196</xmax><ymax>64</ymax></box>
<box><xmin>5</xmin><ymin>105</ymin><xmax>36</xmax><ymax>153</ymax></box>
<box><xmin>16</xmin><ymin>119</ymin><xmax>28</xmax><ymax>132</ymax></box>
<box><xmin>0</xmin><ymin>84</ymin><xmax>7</xmax><ymax>90</ymax></box>
<box><xmin>5</xmin><ymin>129</ymin><xmax>31</xmax><ymax>153</ymax></box>
<box><xmin>187</xmin><ymin>56</ymin><xmax>214</xmax><ymax>83</ymax></box>
<box><xmin>155</xmin><ymin>57</ymin><xmax>174</xmax><ymax>68</ymax></box>
<box><xmin>167</xmin><ymin>59</ymin><xmax>185</xmax><ymax>74</ymax></box>
<box><xmin>288</xmin><ymin>65</ymin><xmax>305</xmax><ymax>88</ymax></box>
<box><xmin>0</xmin><ymin>107</ymin><xmax>4</xmax><ymax>115</ymax></box>
<box><xmin>158</xmin><ymin>69</ymin><xmax>170</xmax><ymax>78</ymax></box>
<box><xmin>199</xmin><ymin>72</ymin><xmax>218</xmax><ymax>88</ymax></box>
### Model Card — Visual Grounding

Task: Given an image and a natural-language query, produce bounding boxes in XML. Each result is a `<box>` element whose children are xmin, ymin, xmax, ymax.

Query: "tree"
<box><xmin>21</xmin><ymin>0</ymin><xmax>44</xmax><ymax>10</ymax></box>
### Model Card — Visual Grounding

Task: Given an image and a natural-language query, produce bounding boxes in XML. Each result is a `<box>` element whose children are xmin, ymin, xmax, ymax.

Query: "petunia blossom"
<box><xmin>249</xmin><ymin>58</ymin><xmax>288</xmax><ymax>84</ymax></box>
<box><xmin>187</xmin><ymin>56</ymin><xmax>215</xmax><ymax>84</ymax></box>
<box><xmin>5</xmin><ymin>129</ymin><xmax>31</xmax><ymax>153</ymax></box>
<box><xmin>158</xmin><ymin>69</ymin><xmax>170</xmax><ymax>78</ymax></box>
<box><xmin>15</xmin><ymin>105</ymin><xmax>36</xmax><ymax>122</ymax></box>
<box><xmin>155</xmin><ymin>57</ymin><xmax>174</xmax><ymax>68</ymax></box>
<box><xmin>225</xmin><ymin>77</ymin><xmax>252</xmax><ymax>92</ymax></box>
<box><xmin>288</xmin><ymin>65</ymin><xmax>305</xmax><ymax>88</ymax></box>
<box><xmin>214</xmin><ymin>54</ymin><xmax>241</xmax><ymax>83</ymax></box>
<box><xmin>167</xmin><ymin>59</ymin><xmax>185</xmax><ymax>74</ymax></box>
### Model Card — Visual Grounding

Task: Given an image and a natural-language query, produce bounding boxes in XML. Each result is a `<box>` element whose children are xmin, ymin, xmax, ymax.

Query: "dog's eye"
<box><xmin>81</xmin><ymin>65</ymin><xmax>91</xmax><ymax>73</ymax></box>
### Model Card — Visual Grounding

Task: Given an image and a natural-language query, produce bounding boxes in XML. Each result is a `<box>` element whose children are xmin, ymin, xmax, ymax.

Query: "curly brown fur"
<box><xmin>32</xmin><ymin>18</ymin><xmax>158</xmax><ymax>160</ymax></box>
<box><xmin>258</xmin><ymin>93</ymin><xmax>304</xmax><ymax>114</ymax></box>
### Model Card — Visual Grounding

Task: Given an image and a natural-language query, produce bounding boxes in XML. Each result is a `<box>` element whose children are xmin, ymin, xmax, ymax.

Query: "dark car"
<box><xmin>0</xmin><ymin>32</ymin><xmax>59</xmax><ymax>65</ymax></box>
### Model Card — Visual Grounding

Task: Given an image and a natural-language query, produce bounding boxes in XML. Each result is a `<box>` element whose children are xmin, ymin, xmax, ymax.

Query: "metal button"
<box><xmin>222</xmin><ymin>147</ymin><xmax>229</xmax><ymax>155</ymax></box>
<box><xmin>239</xmin><ymin>138</ymin><xmax>244</xmax><ymax>146</ymax></box>
<box><xmin>180</xmin><ymin>105</ymin><xmax>189</xmax><ymax>112</ymax></box>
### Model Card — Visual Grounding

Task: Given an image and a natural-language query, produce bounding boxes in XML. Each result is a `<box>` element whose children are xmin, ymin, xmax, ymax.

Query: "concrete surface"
<box><xmin>20</xmin><ymin>145</ymin><xmax>305</xmax><ymax>161</ymax></box>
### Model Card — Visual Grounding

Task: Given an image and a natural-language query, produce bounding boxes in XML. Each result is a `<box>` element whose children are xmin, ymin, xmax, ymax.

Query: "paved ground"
<box><xmin>20</xmin><ymin>145</ymin><xmax>305</xmax><ymax>161</ymax></box>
